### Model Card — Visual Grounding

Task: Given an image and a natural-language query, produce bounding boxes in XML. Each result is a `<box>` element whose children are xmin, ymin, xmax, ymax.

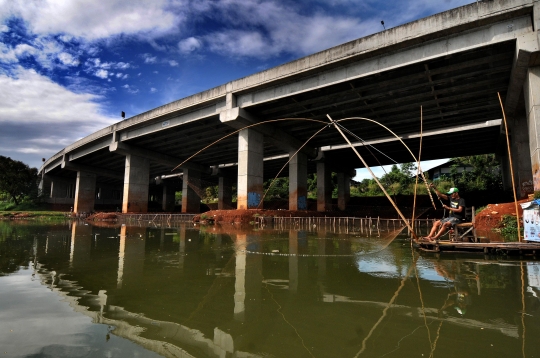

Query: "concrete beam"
<box><xmin>220</xmin><ymin>107</ymin><xmax>318</xmax><ymax>158</ymax></box>
<box><xmin>110</xmin><ymin>141</ymin><xmax>210</xmax><ymax>173</ymax></box>
<box><xmin>238</xmin><ymin>15</ymin><xmax>532</xmax><ymax>108</ymax></box>
<box><xmin>320</xmin><ymin>119</ymin><xmax>502</xmax><ymax>152</ymax></box>
<box><xmin>61</xmin><ymin>160</ymin><xmax>123</xmax><ymax>180</ymax></box>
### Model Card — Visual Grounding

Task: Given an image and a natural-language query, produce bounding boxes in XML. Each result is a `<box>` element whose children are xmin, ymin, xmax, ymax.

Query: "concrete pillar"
<box><xmin>50</xmin><ymin>177</ymin><xmax>72</xmax><ymax>199</ymax></box>
<box><xmin>74</xmin><ymin>171</ymin><xmax>96</xmax><ymax>214</ymax></box>
<box><xmin>182</xmin><ymin>168</ymin><xmax>201</xmax><ymax>213</ymax></box>
<box><xmin>289</xmin><ymin>151</ymin><xmax>308</xmax><ymax>210</ymax></box>
<box><xmin>337</xmin><ymin>172</ymin><xmax>351</xmax><ymax>211</ymax></box>
<box><xmin>317</xmin><ymin>161</ymin><xmax>332</xmax><ymax>212</ymax></box>
<box><xmin>162</xmin><ymin>185</ymin><xmax>176</xmax><ymax>211</ymax></box>
<box><xmin>510</xmin><ymin>115</ymin><xmax>533</xmax><ymax>198</ymax></box>
<box><xmin>122</xmin><ymin>154</ymin><xmax>150</xmax><ymax>213</ymax></box>
<box><xmin>237</xmin><ymin>128</ymin><xmax>264</xmax><ymax>209</ymax></box>
<box><xmin>218</xmin><ymin>176</ymin><xmax>233</xmax><ymax>210</ymax></box>
<box><xmin>525</xmin><ymin>67</ymin><xmax>540</xmax><ymax>192</ymax></box>
<box><xmin>39</xmin><ymin>174</ymin><xmax>52</xmax><ymax>198</ymax></box>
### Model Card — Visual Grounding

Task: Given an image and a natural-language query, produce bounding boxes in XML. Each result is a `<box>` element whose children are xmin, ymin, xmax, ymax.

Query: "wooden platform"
<box><xmin>414</xmin><ymin>240</ymin><xmax>540</xmax><ymax>256</ymax></box>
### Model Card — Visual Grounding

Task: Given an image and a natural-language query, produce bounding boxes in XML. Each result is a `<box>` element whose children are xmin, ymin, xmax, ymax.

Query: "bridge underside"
<box><xmin>40</xmin><ymin>0</ymin><xmax>540</xmax><ymax>213</ymax></box>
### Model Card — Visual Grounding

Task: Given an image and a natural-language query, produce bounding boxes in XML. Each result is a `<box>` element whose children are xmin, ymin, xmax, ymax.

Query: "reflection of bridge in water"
<box><xmin>28</xmin><ymin>221</ymin><xmax>532</xmax><ymax>357</ymax></box>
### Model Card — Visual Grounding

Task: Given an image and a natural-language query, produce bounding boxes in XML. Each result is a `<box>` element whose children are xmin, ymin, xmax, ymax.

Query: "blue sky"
<box><xmin>0</xmin><ymin>0</ymin><xmax>473</xmax><ymax>173</ymax></box>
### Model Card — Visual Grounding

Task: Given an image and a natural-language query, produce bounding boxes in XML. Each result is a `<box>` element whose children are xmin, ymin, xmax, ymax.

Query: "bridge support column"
<box><xmin>39</xmin><ymin>174</ymin><xmax>52</xmax><ymax>198</ymax></box>
<box><xmin>218</xmin><ymin>176</ymin><xmax>233</xmax><ymax>210</ymax></box>
<box><xmin>317</xmin><ymin>161</ymin><xmax>332</xmax><ymax>212</ymax></box>
<box><xmin>289</xmin><ymin>151</ymin><xmax>307</xmax><ymax>210</ymax></box>
<box><xmin>74</xmin><ymin>171</ymin><xmax>96</xmax><ymax>214</ymax></box>
<box><xmin>122</xmin><ymin>154</ymin><xmax>149</xmax><ymax>213</ymax></box>
<box><xmin>526</xmin><ymin>67</ymin><xmax>540</xmax><ymax>193</ymax></box>
<box><xmin>510</xmin><ymin>115</ymin><xmax>533</xmax><ymax>198</ymax></box>
<box><xmin>237</xmin><ymin>128</ymin><xmax>263</xmax><ymax>209</ymax></box>
<box><xmin>337</xmin><ymin>171</ymin><xmax>352</xmax><ymax>211</ymax></box>
<box><xmin>182</xmin><ymin>168</ymin><xmax>201</xmax><ymax>213</ymax></box>
<box><xmin>162</xmin><ymin>185</ymin><xmax>176</xmax><ymax>212</ymax></box>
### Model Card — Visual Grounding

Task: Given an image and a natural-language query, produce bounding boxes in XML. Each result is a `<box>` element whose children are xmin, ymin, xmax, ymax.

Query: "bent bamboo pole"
<box><xmin>328</xmin><ymin>114</ymin><xmax>418</xmax><ymax>240</ymax></box>
<box><xmin>498</xmin><ymin>92</ymin><xmax>521</xmax><ymax>242</ymax></box>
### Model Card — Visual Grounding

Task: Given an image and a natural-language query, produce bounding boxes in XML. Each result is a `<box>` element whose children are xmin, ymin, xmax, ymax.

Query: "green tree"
<box><xmin>0</xmin><ymin>156</ymin><xmax>38</xmax><ymax>205</ymax></box>
<box><xmin>449</xmin><ymin>155</ymin><xmax>502</xmax><ymax>191</ymax></box>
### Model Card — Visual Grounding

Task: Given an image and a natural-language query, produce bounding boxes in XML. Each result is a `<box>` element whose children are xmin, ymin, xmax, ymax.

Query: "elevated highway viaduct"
<box><xmin>40</xmin><ymin>0</ymin><xmax>540</xmax><ymax>214</ymax></box>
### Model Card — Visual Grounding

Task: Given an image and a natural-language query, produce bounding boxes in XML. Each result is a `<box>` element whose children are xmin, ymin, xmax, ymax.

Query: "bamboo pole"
<box><xmin>327</xmin><ymin>115</ymin><xmax>418</xmax><ymax>240</ymax></box>
<box><xmin>498</xmin><ymin>92</ymin><xmax>522</xmax><ymax>242</ymax></box>
<box><xmin>412</xmin><ymin>106</ymin><xmax>423</xmax><ymax>245</ymax></box>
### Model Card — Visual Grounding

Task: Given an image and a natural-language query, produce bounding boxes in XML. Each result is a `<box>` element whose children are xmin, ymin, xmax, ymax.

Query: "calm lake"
<box><xmin>1</xmin><ymin>219</ymin><xmax>539</xmax><ymax>358</ymax></box>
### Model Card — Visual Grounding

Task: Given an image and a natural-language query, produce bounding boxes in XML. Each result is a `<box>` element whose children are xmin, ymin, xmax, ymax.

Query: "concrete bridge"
<box><xmin>40</xmin><ymin>0</ymin><xmax>540</xmax><ymax>214</ymax></box>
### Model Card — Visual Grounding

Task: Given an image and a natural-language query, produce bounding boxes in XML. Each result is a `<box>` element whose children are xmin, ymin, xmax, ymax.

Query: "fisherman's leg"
<box><xmin>426</xmin><ymin>220</ymin><xmax>442</xmax><ymax>239</ymax></box>
<box><xmin>432</xmin><ymin>221</ymin><xmax>452</xmax><ymax>240</ymax></box>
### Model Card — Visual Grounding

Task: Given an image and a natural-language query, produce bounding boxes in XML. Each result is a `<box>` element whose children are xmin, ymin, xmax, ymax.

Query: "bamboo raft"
<box><xmin>415</xmin><ymin>240</ymin><xmax>540</xmax><ymax>256</ymax></box>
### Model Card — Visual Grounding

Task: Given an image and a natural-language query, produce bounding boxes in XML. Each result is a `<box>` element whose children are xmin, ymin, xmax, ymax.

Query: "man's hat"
<box><xmin>447</xmin><ymin>187</ymin><xmax>459</xmax><ymax>194</ymax></box>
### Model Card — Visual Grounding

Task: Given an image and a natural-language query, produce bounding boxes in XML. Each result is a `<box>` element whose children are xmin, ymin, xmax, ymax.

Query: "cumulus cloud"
<box><xmin>142</xmin><ymin>53</ymin><xmax>157</xmax><ymax>63</ymax></box>
<box><xmin>57</xmin><ymin>52</ymin><xmax>80</xmax><ymax>66</ymax></box>
<box><xmin>0</xmin><ymin>0</ymin><xmax>185</xmax><ymax>41</ymax></box>
<box><xmin>169</xmin><ymin>60</ymin><xmax>178</xmax><ymax>66</ymax></box>
<box><xmin>150</xmin><ymin>87</ymin><xmax>157</xmax><ymax>93</ymax></box>
<box><xmin>94</xmin><ymin>69</ymin><xmax>108</xmax><ymax>79</ymax></box>
<box><xmin>122</xmin><ymin>84</ymin><xmax>139</xmax><ymax>94</ymax></box>
<box><xmin>178</xmin><ymin>37</ymin><xmax>201</xmax><ymax>54</ymax></box>
<box><xmin>0</xmin><ymin>66</ymin><xmax>116</xmax><ymax>167</ymax></box>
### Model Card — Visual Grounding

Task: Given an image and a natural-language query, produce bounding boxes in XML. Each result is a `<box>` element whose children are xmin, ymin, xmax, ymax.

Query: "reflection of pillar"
<box><xmin>70</xmin><ymin>221</ymin><xmax>93</xmax><ymax>269</ymax></box>
<box><xmin>234</xmin><ymin>234</ymin><xmax>246</xmax><ymax>321</ymax></box>
<box><xmin>182</xmin><ymin>168</ymin><xmax>201</xmax><ymax>213</ymax></box>
<box><xmin>218</xmin><ymin>176</ymin><xmax>233</xmax><ymax>210</ymax></box>
<box><xmin>122</xmin><ymin>154</ymin><xmax>150</xmax><ymax>213</ymax></box>
<box><xmin>317</xmin><ymin>161</ymin><xmax>332</xmax><ymax>212</ymax></box>
<box><xmin>317</xmin><ymin>231</ymin><xmax>327</xmax><ymax>278</ymax></box>
<box><xmin>237</xmin><ymin>129</ymin><xmax>264</xmax><ymax>209</ymax></box>
<box><xmin>289</xmin><ymin>230</ymin><xmax>299</xmax><ymax>294</ymax></box>
<box><xmin>178</xmin><ymin>226</ymin><xmax>186</xmax><ymax>270</ymax></box>
<box><xmin>117</xmin><ymin>225</ymin><xmax>146</xmax><ymax>289</ymax></box>
<box><xmin>289</xmin><ymin>151</ymin><xmax>308</xmax><ymax>210</ymax></box>
<box><xmin>74</xmin><ymin>171</ymin><xmax>96</xmax><ymax>214</ymax></box>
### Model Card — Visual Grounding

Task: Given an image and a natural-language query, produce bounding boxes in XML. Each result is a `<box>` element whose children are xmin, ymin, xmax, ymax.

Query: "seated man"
<box><xmin>425</xmin><ymin>184</ymin><xmax>466</xmax><ymax>241</ymax></box>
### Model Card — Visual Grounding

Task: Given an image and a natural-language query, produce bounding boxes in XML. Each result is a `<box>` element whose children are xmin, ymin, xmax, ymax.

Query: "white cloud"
<box><xmin>95</xmin><ymin>69</ymin><xmax>108</xmax><ymax>79</ymax></box>
<box><xmin>116</xmin><ymin>73</ymin><xmax>128</xmax><ymax>79</ymax></box>
<box><xmin>116</xmin><ymin>62</ymin><xmax>130</xmax><ymax>69</ymax></box>
<box><xmin>0</xmin><ymin>67</ymin><xmax>113</xmax><ymax>126</ymax></box>
<box><xmin>0</xmin><ymin>24</ymin><xmax>8</xmax><ymax>32</ymax></box>
<box><xmin>178</xmin><ymin>37</ymin><xmax>201</xmax><ymax>53</ymax></box>
<box><xmin>57</xmin><ymin>52</ymin><xmax>80</xmax><ymax>66</ymax></box>
<box><xmin>169</xmin><ymin>60</ymin><xmax>178</xmax><ymax>66</ymax></box>
<box><xmin>0</xmin><ymin>66</ymin><xmax>116</xmax><ymax>166</ymax></box>
<box><xmin>150</xmin><ymin>87</ymin><xmax>157</xmax><ymax>93</ymax></box>
<box><xmin>0</xmin><ymin>0</ymin><xmax>185</xmax><ymax>41</ymax></box>
<box><xmin>142</xmin><ymin>53</ymin><xmax>157</xmax><ymax>63</ymax></box>
<box><xmin>122</xmin><ymin>84</ymin><xmax>139</xmax><ymax>94</ymax></box>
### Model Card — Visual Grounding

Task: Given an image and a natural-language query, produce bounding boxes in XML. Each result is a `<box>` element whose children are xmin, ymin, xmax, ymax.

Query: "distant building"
<box><xmin>425</xmin><ymin>160</ymin><xmax>473</xmax><ymax>181</ymax></box>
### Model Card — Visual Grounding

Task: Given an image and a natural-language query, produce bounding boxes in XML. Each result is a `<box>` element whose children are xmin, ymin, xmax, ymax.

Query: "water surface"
<box><xmin>1</xmin><ymin>220</ymin><xmax>539</xmax><ymax>357</ymax></box>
